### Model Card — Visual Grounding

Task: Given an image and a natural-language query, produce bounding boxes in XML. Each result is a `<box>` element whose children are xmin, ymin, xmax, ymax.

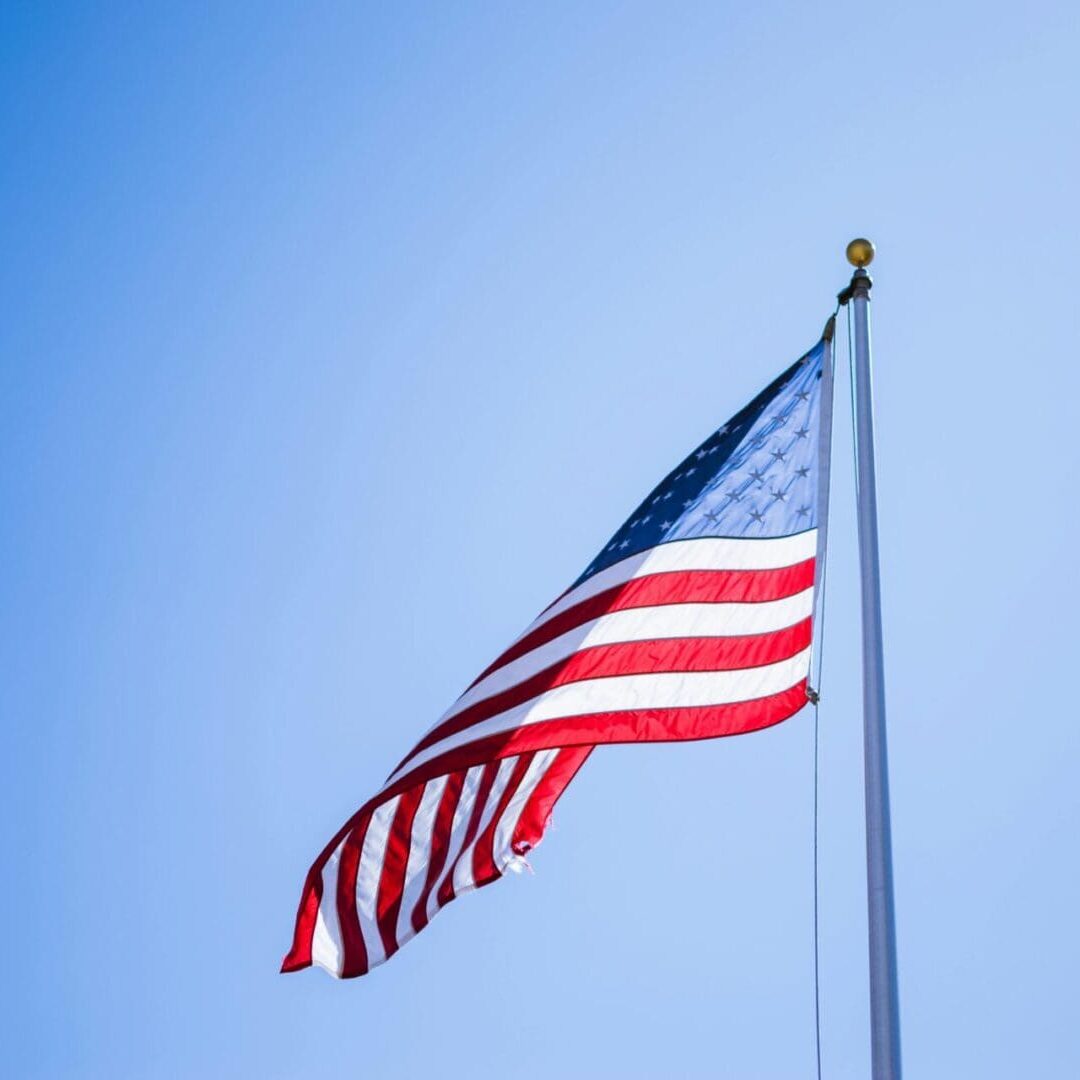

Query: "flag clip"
<box><xmin>806</xmin><ymin>686</ymin><xmax>820</xmax><ymax>705</ymax></box>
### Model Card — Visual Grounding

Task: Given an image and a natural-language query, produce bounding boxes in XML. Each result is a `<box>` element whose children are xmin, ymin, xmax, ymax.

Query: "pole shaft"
<box><xmin>850</xmin><ymin>270</ymin><xmax>902</xmax><ymax>1080</ymax></box>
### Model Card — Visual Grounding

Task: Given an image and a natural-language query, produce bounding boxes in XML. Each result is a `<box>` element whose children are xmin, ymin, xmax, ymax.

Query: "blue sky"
<box><xmin>3</xmin><ymin>3</ymin><xmax>1078</xmax><ymax>1077</ymax></box>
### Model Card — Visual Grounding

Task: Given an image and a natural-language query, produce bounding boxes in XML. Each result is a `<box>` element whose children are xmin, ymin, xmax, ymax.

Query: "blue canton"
<box><xmin>578</xmin><ymin>341</ymin><xmax>827</xmax><ymax>584</ymax></box>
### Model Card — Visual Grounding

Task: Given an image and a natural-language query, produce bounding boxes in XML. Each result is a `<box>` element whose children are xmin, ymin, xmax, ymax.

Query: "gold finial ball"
<box><xmin>846</xmin><ymin>238</ymin><xmax>875</xmax><ymax>268</ymax></box>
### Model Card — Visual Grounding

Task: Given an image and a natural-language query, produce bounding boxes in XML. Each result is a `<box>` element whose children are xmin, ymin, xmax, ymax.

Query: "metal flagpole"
<box><xmin>841</xmin><ymin>238</ymin><xmax>902</xmax><ymax>1080</ymax></box>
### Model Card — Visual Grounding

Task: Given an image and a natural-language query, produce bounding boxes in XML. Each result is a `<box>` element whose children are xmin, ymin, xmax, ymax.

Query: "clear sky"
<box><xmin>3</xmin><ymin>3</ymin><xmax>1078</xmax><ymax>1077</ymax></box>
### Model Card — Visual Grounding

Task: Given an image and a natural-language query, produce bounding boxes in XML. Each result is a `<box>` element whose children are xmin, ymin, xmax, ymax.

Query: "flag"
<box><xmin>283</xmin><ymin>328</ymin><xmax>834</xmax><ymax>978</ymax></box>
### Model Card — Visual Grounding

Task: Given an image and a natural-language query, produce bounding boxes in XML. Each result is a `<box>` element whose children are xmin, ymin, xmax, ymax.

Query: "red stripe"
<box><xmin>286</xmin><ymin>685</ymin><xmax>810</xmax><ymax>981</ymax></box>
<box><xmin>337</xmin><ymin>814</ymin><xmax>372</xmax><ymax>977</ymax></box>
<box><xmin>280</xmin><ymin>865</ymin><xmax>322</xmax><ymax>973</ymax></box>
<box><xmin>283</xmin><ymin>679</ymin><xmax>806</xmax><ymax>976</ymax></box>
<box><xmin>387</xmin><ymin>681</ymin><xmax>809</xmax><ymax>800</ymax></box>
<box><xmin>472</xmin><ymin>754</ymin><xmax>533</xmax><ymax>886</ymax></box>
<box><xmin>399</xmin><ymin>619</ymin><xmax>811</xmax><ymax>772</ymax></box>
<box><xmin>437</xmin><ymin>762</ymin><xmax>497</xmax><ymax>908</ymax></box>
<box><xmin>512</xmin><ymin>746</ymin><xmax>592</xmax><ymax>856</ymax></box>
<box><xmin>411</xmin><ymin>771</ymin><xmax>465</xmax><ymax>936</ymax></box>
<box><xmin>376</xmin><ymin>786</ymin><xmax>425</xmax><ymax>960</ymax></box>
<box><xmin>471</xmin><ymin>560</ymin><xmax>814</xmax><ymax>688</ymax></box>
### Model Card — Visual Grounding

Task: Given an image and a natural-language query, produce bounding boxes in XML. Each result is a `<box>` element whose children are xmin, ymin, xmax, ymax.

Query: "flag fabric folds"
<box><xmin>283</xmin><ymin>333</ymin><xmax>834</xmax><ymax>978</ymax></box>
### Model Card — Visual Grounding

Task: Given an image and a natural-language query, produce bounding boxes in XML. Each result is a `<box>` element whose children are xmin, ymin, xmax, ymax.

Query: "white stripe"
<box><xmin>444</xmin><ymin>588</ymin><xmax>814</xmax><ymax>723</ymax></box>
<box><xmin>452</xmin><ymin>756</ymin><xmax>519</xmax><ymax>896</ymax></box>
<box><xmin>525</xmin><ymin>531</ymin><xmax>817</xmax><ymax>637</ymax></box>
<box><xmin>310</xmin><ymin>839</ymin><xmax>346</xmax><ymax>977</ymax></box>
<box><xmin>492</xmin><ymin>748</ymin><xmax>560</xmax><ymax>873</ymax></box>
<box><xmin>387</xmin><ymin>646</ymin><xmax>811</xmax><ymax>788</ymax></box>
<box><xmin>354</xmin><ymin>795</ymin><xmax>401</xmax><ymax>969</ymax></box>
<box><xmin>394</xmin><ymin>775</ymin><xmax>449</xmax><ymax>949</ymax></box>
<box><xmin>425</xmin><ymin>765</ymin><xmax>485</xmax><ymax>923</ymax></box>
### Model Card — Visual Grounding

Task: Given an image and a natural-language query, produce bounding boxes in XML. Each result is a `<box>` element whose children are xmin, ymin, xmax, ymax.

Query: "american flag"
<box><xmin>283</xmin><ymin>332</ymin><xmax>834</xmax><ymax>978</ymax></box>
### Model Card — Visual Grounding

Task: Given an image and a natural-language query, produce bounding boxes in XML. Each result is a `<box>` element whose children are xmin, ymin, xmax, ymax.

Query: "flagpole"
<box><xmin>842</xmin><ymin>238</ymin><xmax>902</xmax><ymax>1080</ymax></box>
